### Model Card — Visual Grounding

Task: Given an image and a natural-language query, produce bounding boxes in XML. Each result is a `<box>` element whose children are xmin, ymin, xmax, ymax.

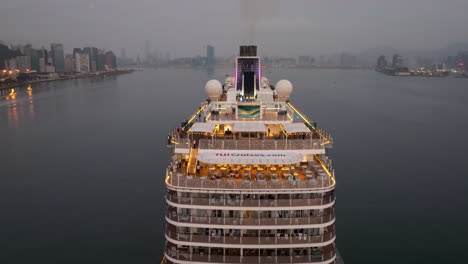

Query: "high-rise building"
<box><xmin>23</xmin><ymin>44</ymin><xmax>33</xmax><ymax>57</ymax></box>
<box><xmin>24</xmin><ymin>45</ymin><xmax>42</xmax><ymax>72</ymax></box>
<box><xmin>74</xmin><ymin>53</ymin><xmax>81</xmax><ymax>73</ymax></box>
<box><xmin>207</xmin><ymin>45</ymin><xmax>215</xmax><ymax>66</ymax></box>
<box><xmin>73</xmin><ymin>48</ymin><xmax>82</xmax><ymax>56</ymax></box>
<box><xmin>319</xmin><ymin>55</ymin><xmax>325</xmax><ymax>66</ymax></box>
<box><xmin>39</xmin><ymin>57</ymin><xmax>46</xmax><ymax>73</ymax></box>
<box><xmin>97</xmin><ymin>51</ymin><xmax>106</xmax><ymax>71</ymax></box>
<box><xmin>340</xmin><ymin>53</ymin><xmax>357</xmax><ymax>68</ymax></box>
<box><xmin>298</xmin><ymin>56</ymin><xmax>312</xmax><ymax>66</ymax></box>
<box><xmin>0</xmin><ymin>43</ymin><xmax>23</xmax><ymax>70</ymax></box>
<box><xmin>76</xmin><ymin>53</ymin><xmax>90</xmax><ymax>73</ymax></box>
<box><xmin>51</xmin><ymin>43</ymin><xmax>65</xmax><ymax>73</ymax></box>
<box><xmin>4</xmin><ymin>58</ymin><xmax>17</xmax><ymax>71</ymax></box>
<box><xmin>64</xmin><ymin>54</ymin><xmax>75</xmax><ymax>73</ymax></box>
<box><xmin>83</xmin><ymin>47</ymin><xmax>98</xmax><ymax>72</ymax></box>
<box><xmin>120</xmin><ymin>48</ymin><xmax>127</xmax><ymax>60</ymax></box>
<box><xmin>145</xmin><ymin>40</ymin><xmax>151</xmax><ymax>62</ymax></box>
<box><xmin>376</xmin><ymin>55</ymin><xmax>388</xmax><ymax>70</ymax></box>
<box><xmin>16</xmin><ymin>56</ymin><xmax>31</xmax><ymax>72</ymax></box>
<box><xmin>392</xmin><ymin>54</ymin><xmax>403</xmax><ymax>68</ymax></box>
<box><xmin>104</xmin><ymin>51</ymin><xmax>117</xmax><ymax>70</ymax></box>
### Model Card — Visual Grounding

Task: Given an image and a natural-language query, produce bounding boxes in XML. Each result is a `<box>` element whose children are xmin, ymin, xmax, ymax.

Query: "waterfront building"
<box><xmin>51</xmin><ymin>43</ymin><xmax>65</xmax><ymax>73</ymax></box>
<box><xmin>164</xmin><ymin>46</ymin><xmax>338</xmax><ymax>264</ymax></box>
<box><xmin>339</xmin><ymin>53</ymin><xmax>356</xmax><ymax>68</ymax></box>
<box><xmin>39</xmin><ymin>58</ymin><xmax>46</xmax><ymax>73</ymax></box>
<box><xmin>16</xmin><ymin>56</ymin><xmax>31</xmax><ymax>72</ymax></box>
<box><xmin>4</xmin><ymin>58</ymin><xmax>17</xmax><ymax>71</ymax></box>
<box><xmin>77</xmin><ymin>53</ymin><xmax>90</xmax><ymax>73</ymax></box>
<box><xmin>37</xmin><ymin>47</ymin><xmax>49</xmax><ymax>73</ymax></box>
<box><xmin>97</xmin><ymin>51</ymin><xmax>106</xmax><ymax>71</ymax></box>
<box><xmin>74</xmin><ymin>53</ymin><xmax>81</xmax><ymax>73</ymax></box>
<box><xmin>30</xmin><ymin>49</ymin><xmax>41</xmax><ymax>72</ymax></box>
<box><xmin>46</xmin><ymin>64</ymin><xmax>55</xmax><ymax>73</ymax></box>
<box><xmin>83</xmin><ymin>47</ymin><xmax>98</xmax><ymax>72</ymax></box>
<box><xmin>104</xmin><ymin>51</ymin><xmax>117</xmax><ymax>70</ymax></box>
<box><xmin>207</xmin><ymin>45</ymin><xmax>215</xmax><ymax>66</ymax></box>
<box><xmin>64</xmin><ymin>54</ymin><xmax>75</xmax><ymax>73</ymax></box>
<box><xmin>298</xmin><ymin>56</ymin><xmax>312</xmax><ymax>66</ymax></box>
<box><xmin>145</xmin><ymin>40</ymin><xmax>151</xmax><ymax>63</ymax></box>
<box><xmin>392</xmin><ymin>54</ymin><xmax>403</xmax><ymax>68</ymax></box>
<box><xmin>120</xmin><ymin>48</ymin><xmax>127</xmax><ymax>61</ymax></box>
<box><xmin>23</xmin><ymin>44</ymin><xmax>33</xmax><ymax>58</ymax></box>
<box><xmin>375</xmin><ymin>55</ymin><xmax>387</xmax><ymax>71</ymax></box>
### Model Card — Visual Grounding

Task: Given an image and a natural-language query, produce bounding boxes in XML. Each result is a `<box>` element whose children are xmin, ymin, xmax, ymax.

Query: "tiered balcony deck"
<box><xmin>165</xmin><ymin>243</ymin><xmax>336</xmax><ymax>264</ymax></box>
<box><xmin>166</xmin><ymin>209</ymin><xmax>335</xmax><ymax>227</ymax></box>
<box><xmin>166</xmin><ymin>193</ymin><xmax>334</xmax><ymax>208</ymax></box>
<box><xmin>165</xmin><ymin>228</ymin><xmax>335</xmax><ymax>246</ymax></box>
<box><xmin>166</xmin><ymin>158</ymin><xmax>335</xmax><ymax>191</ymax></box>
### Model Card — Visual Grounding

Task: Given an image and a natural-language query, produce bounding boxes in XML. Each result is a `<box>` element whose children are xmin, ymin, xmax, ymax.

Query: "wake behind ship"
<box><xmin>164</xmin><ymin>46</ymin><xmax>340</xmax><ymax>264</ymax></box>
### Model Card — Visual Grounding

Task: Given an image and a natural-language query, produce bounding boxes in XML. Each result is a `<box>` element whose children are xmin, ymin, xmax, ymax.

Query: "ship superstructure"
<box><xmin>164</xmin><ymin>46</ymin><xmax>338</xmax><ymax>264</ymax></box>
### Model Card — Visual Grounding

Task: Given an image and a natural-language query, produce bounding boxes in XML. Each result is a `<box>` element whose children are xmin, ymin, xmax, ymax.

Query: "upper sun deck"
<box><xmin>169</xmin><ymin>99</ymin><xmax>333</xmax><ymax>153</ymax></box>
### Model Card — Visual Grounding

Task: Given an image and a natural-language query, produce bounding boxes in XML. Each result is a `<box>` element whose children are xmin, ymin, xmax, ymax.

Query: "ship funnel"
<box><xmin>240</xmin><ymin>46</ymin><xmax>257</xmax><ymax>57</ymax></box>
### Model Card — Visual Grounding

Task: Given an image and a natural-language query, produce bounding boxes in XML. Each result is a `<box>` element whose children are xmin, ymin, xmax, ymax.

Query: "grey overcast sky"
<box><xmin>2</xmin><ymin>0</ymin><xmax>468</xmax><ymax>57</ymax></box>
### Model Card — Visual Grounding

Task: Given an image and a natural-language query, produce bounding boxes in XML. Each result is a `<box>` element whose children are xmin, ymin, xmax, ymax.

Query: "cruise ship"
<box><xmin>164</xmin><ymin>46</ymin><xmax>340</xmax><ymax>264</ymax></box>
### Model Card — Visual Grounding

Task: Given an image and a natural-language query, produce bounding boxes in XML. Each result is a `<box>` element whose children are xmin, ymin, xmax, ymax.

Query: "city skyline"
<box><xmin>1</xmin><ymin>41</ymin><xmax>117</xmax><ymax>75</ymax></box>
<box><xmin>2</xmin><ymin>0</ymin><xmax>468</xmax><ymax>58</ymax></box>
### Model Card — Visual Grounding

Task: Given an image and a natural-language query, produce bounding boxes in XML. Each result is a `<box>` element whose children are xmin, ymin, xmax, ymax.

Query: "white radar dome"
<box><xmin>275</xmin><ymin>79</ymin><xmax>293</xmax><ymax>100</ymax></box>
<box><xmin>205</xmin><ymin>79</ymin><xmax>223</xmax><ymax>99</ymax></box>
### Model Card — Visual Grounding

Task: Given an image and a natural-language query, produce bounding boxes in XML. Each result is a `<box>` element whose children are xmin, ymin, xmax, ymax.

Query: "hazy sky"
<box><xmin>2</xmin><ymin>0</ymin><xmax>468</xmax><ymax>58</ymax></box>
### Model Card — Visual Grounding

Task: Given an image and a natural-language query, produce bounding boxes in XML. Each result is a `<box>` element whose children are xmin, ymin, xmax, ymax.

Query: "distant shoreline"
<box><xmin>0</xmin><ymin>69</ymin><xmax>134</xmax><ymax>91</ymax></box>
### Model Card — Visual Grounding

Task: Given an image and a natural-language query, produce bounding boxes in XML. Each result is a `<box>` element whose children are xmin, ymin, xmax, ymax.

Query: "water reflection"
<box><xmin>26</xmin><ymin>85</ymin><xmax>35</xmax><ymax>121</ymax></box>
<box><xmin>5</xmin><ymin>88</ymin><xmax>19</xmax><ymax>128</ymax></box>
<box><xmin>1</xmin><ymin>85</ymin><xmax>36</xmax><ymax>128</ymax></box>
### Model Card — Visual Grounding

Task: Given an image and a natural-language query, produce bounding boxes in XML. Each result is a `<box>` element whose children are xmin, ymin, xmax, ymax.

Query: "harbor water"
<box><xmin>1</xmin><ymin>68</ymin><xmax>468</xmax><ymax>263</ymax></box>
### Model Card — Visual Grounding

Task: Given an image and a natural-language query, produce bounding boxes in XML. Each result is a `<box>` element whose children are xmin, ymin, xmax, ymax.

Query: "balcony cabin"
<box><xmin>166</xmin><ymin>206</ymin><xmax>335</xmax><ymax>226</ymax></box>
<box><xmin>166</xmin><ymin>189</ymin><xmax>335</xmax><ymax>208</ymax></box>
<box><xmin>165</xmin><ymin>241</ymin><xmax>336</xmax><ymax>264</ymax></box>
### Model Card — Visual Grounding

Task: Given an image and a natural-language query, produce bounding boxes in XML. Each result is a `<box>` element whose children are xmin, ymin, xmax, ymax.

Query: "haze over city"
<box><xmin>2</xmin><ymin>0</ymin><xmax>468</xmax><ymax>58</ymax></box>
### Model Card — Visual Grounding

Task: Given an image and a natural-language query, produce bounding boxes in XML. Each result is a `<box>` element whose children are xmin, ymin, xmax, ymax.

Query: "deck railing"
<box><xmin>166</xmin><ymin>229</ymin><xmax>335</xmax><ymax>246</ymax></box>
<box><xmin>198</xmin><ymin>138</ymin><xmax>325</xmax><ymax>150</ymax></box>
<box><xmin>166</xmin><ymin>210</ymin><xmax>335</xmax><ymax>227</ymax></box>
<box><xmin>167</xmin><ymin>174</ymin><xmax>334</xmax><ymax>190</ymax></box>
<box><xmin>165</xmin><ymin>248</ymin><xmax>335</xmax><ymax>263</ymax></box>
<box><xmin>166</xmin><ymin>194</ymin><xmax>334</xmax><ymax>208</ymax></box>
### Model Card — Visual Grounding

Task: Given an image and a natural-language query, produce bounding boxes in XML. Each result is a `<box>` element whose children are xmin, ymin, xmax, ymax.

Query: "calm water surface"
<box><xmin>1</xmin><ymin>68</ymin><xmax>468</xmax><ymax>263</ymax></box>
